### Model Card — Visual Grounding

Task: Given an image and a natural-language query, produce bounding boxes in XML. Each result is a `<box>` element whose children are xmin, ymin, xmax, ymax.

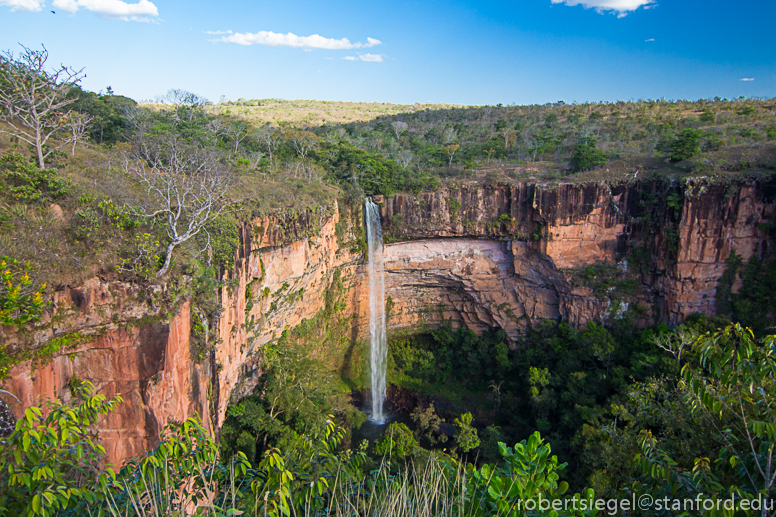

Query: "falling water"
<box><xmin>365</xmin><ymin>198</ymin><xmax>387</xmax><ymax>424</ymax></box>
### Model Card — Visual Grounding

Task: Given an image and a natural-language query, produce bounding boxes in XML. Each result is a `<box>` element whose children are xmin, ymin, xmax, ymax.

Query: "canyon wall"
<box><xmin>1</xmin><ymin>177</ymin><xmax>774</xmax><ymax>465</ymax></box>
<box><xmin>1</xmin><ymin>205</ymin><xmax>365</xmax><ymax>465</ymax></box>
<box><xmin>379</xmin><ymin>179</ymin><xmax>775</xmax><ymax>328</ymax></box>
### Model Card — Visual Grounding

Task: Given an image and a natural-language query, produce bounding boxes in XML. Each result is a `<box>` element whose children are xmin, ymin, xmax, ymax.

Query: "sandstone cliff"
<box><xmin>2</xmin><ymin>177</ymin><xmax>774</xmax><ymax>465</ymax></box>
<box><xmin>379</xmin><ymin>179</ymin><xmax>775</xmax><ymax>326</ymax></box>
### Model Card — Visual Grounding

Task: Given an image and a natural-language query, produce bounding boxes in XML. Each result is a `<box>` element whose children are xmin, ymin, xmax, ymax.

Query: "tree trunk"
<box><xmin>36</xmin><ymin>131</ymin><xmax>45</xmax><ymax>169</ymax></box>
<box><xmin>157</xmin><ymin>241</ymin><xmax>177</xmax><ymax>277</ymax></box>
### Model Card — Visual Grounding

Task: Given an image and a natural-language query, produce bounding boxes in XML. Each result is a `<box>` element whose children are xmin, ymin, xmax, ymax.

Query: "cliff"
<box><xmin>2</xmin><ymin>176</ymin><xmax>774</xmax><ymax>465</ymax></box>
<box><xmin>379</xmin><ymin>179</ymin><xmax>775</xmax><ymax>328</ymax></box>
<box><xmin>1</xmin><ymin>204</ymin><xmax>366</xmax><ymax>465</ymax></box>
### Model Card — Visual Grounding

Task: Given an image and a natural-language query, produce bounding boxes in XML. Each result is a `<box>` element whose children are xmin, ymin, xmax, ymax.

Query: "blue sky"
<box><xmin>1</xmin><ymin>0</ymin><xmax>774</xmax><ymax>105</ymax></box>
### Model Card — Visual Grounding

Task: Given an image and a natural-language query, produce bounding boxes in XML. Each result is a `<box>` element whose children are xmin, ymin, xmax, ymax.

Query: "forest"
<box><xmin>0</xmin><ymin>45</ymin><xmax>775</xmax><ymax>516</ymax></box>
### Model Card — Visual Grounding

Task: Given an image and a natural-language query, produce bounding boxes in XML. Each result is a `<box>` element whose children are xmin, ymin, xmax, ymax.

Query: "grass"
<box><xmin>207</xmin><ymin>98</ymin><xmax>464</xmax><ymax>128</ymax></box>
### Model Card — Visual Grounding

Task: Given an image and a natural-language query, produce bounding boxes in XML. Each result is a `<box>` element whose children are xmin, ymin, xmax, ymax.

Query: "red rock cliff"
<box><xmin>2</xmin><ymin>178</ymin><xmax>773</xmax><ymax>465</ymax></box>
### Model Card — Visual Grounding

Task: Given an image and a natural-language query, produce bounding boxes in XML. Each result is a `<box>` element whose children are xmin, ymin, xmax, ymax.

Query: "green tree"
<box><xmin>411</xmin><ymin>403</ymin><xmax>446</xmax><ymax>445</ymax></box>
<box><xmin>68</xmin><ymin>87</ymin><xmax>136</xmax><ymax>145</ymax></box>
<box><xmin>700</xmin><ymin>109</ymin><xmax>716</xmax><ymax>124</ymax></box>
<box><xmin>0</xmin><ymin>381</ymin><xmax>122</xmax><ymax>517</ymax></box>
<box><xmin>374</xmin><ymin>422</ymin><xmax>418</xmax><ymax>461</ymax></box>
<box><xmin>667</xmin><ymin>128</ymin><xmax>702</xmax><ymax>161</ymax></box>
<box><xmin>636</xmin><ymin>325</ymin><xmax>776</xmax><ymax>513</ymax></box>
<box><xmin>569</xmin><ymin>136</ymin><xmax>607</xmax><ymax>172</ymax></box>
<box><xmin>454</xmin><ymin>412</ymin><xmax>480</xmax><ymax>453</ymax></box>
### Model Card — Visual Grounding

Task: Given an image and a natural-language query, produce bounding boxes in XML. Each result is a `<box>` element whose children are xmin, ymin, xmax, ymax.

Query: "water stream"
<box><xmin>365</xmin><ymin>198</ymin><xmax>387</xmax><ymax>424</ymax></box>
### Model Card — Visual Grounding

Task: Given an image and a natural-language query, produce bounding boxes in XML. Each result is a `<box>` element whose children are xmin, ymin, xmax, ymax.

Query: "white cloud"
<box><xmin>645</xmin><ymin>38</ymin><xmax>655</xmax><ymax>42</ymax></box>
<box><xmin>343</xmin><ymin>53</ymin><xmax>384</xmax><ymax>62</ymax></box>
<box><xmin>204</xmin><ymin>29</ymin><xmax>232</xmax><ymax>35</ymax></box>
<box><xmin>740</xmin><ymin>78</ymin><xmax>755</xmax><ymax>81</ymax></box>
<box><xmin>51</xmin><ymin>0</ymin><xmax>159</xmax><ymax>21</ymax></box>
<box><xmin>359</xmin><ymin>53</ymin><xmax>383</xmax><ymax>62</ymax></box>
<box><xmin>217</xmin><ymin>30</ymin><xmax>382</xmax><ymax>50</ymax></box>
<box><xmin>550</xmin><ymin>0</ymin><xmax>656</xmax><ymax>17</ymax></box>
<box><xmin>0</xmin><ymin>0</ymin><xmax>44</xmax><ymax>12</ymax></box>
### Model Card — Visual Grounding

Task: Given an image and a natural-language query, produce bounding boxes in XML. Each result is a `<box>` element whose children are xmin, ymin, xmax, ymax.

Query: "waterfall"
<box><xmin>365</xmin><ymin>198</ymin><xmax>387</xmax><ymax>424</ymax></box>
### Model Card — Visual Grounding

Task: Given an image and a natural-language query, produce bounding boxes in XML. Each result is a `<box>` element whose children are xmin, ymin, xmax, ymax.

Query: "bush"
<box><xmin>667</xmin><ymin>128</ymin><xmax>702</xmax><ymax>161</ymax></box>
<box><xmin>373</xmin><ymin>422</ymin><xmax>418</xmax><ymax>461</ymax></box>
<box><xmin>0</xmin><ymin>256</ymin><xmax>47</xmax><ymax>330</ymax></box>
<box><xmin>0</xmin><ymin>152</ymin><xmax>69</xmax><ymax>203</ymax></box>
<box><xmin>569</xmin><ymin>136</ymin><xmax>607</xmax><ymax>172</ymax></box>
<box><xmin>0</xmin><ymin>381</ymin><xmax>122</xmax><ymax>516</ymax></box>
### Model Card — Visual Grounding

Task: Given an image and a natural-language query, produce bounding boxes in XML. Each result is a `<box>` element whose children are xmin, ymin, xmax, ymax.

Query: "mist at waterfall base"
<box><xmin>365</xmin><ymin>198</ymin><xmax>388</xmax><ymax>425</ymax></box>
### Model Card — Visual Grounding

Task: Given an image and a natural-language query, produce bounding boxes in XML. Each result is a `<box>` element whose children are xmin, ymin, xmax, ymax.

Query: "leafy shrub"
<box><xmin>569</xmin><ymin>136</ymin><xmax>607</xmax><ymax>172</ymax></box>
<box><xmin>0</xmin><ymin>381</ymin><xmax>122</xmax><ymax>517</ymax></box>
<box><xmin>0</xmin><ymin>152</ymin><xmax>69</xmax><ymax>202</ymax></box>
<box><xmin>0</xmin><ymin>256</ymin><xmax>47</xmax><ymax>329</ymax></box>
<box><xmin>71</xmin><ymin>206</ymin><xmax>101</xmax><ymax>241</ymax></box>
<box><xmin>667</xmin><ymin>128</ymin><xmax>702</xmax><ymax>161</ymax></box>
<box><xmin>98</xmin><ymin>198</ymin><xmax>138</xmax><ymax>230</ymax></box>
<box><xmin>463</xmin><ymin>432</ymin><xmax>581</xmax><ymax>517</ymax></box>
<box><xmin>700</xmin><ymin>109</ymin><xmax>716</xmax><ymax>124</ymax></box>
<box><xmin>373</xmin><ymin>422</ymin><xmax>418</xmax><ymax>461</ymax></box>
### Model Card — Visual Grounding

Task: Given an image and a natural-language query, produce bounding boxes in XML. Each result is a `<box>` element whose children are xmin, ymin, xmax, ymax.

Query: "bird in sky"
<box><xmin>51</xmin><ymin>10</ymin><xmax>55</xmax><ymax>13</ymax></box>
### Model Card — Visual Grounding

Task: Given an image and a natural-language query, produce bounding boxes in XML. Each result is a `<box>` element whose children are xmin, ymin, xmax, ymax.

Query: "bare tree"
<box><xmin>224</xmin><ymin>120</ymin><xmax>249</xmax><ymax>152</ymax></box>
<box><xmin>391</xmin><ymin>120</ymin><xmax>408</xmax><ymax>139</ymax></box>
<box><xmin>365</xmin><ymin>133</ymin><xmax>383</xmax><ymax>150</ymax></box>
<box><xmin>396</xmin><ymin>150</ymin><xmax>414</xmax><ymax>170</ymax></box>
<box><xmin>445</xmin><ymin>143</ymin><xmax>460</xmax><ymax>167</ymax></box>
<box><xmin>163</xmin><ymin>88</ymin><xmax>209</xmax><ymax>107</ymax></box>
<box><xmin>124</xmin><ymin>128</ymin><xmax>237</xmax><ymax>277</ymax></box>
<box><xmin>442</xmin><ymin>127</ymin><xmax>457</xmax><ymax>145</ymax></box>
<box><xmin>287</xmin><ymin>157</ymin><xmax>321</xmax><ymax>181</ymax></box>
<box><xmin>67</xmin><ymin>112</ymin><xmax>93</xmax><ymax>155</ymax></box>
<box><xmin>325</xmin><ymin>127</ymin><xmax>347</xmax><ymax>143</ymax></box>
<box><xmin>500</xmin><ymin>127</ymin><xmax>517</xmax><ymax>148</ymax></box>
<box><xmin>248</xmin><ymin>150</ymin><xmax>265</xmax><ymax>171</ymax></box>
<box><xmin>286</xmin><ymin>129</ymin><xmax>319</xmax><ymax>158</ymax></box>
<box><xmin>650</xmin><ymin>326</ymin><xmax>698</xmax><ymax>367</ymax></box>
<box><xmin>255</xmin><ymin>124</ymin><xmax>283</xmax><ymax>165</ymax></box>
<box><xmin>0</xmin><ymin>45</ymin><xmax>89</xmax><ymax>168</ymax></box>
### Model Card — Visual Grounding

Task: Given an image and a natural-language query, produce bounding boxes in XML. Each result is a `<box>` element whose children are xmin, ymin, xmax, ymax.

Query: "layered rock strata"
<box><xmin>2</xmin><ymin>177</ymin><xmax>774</xmax><ymax>465</ymax></box>
<box><xmin>379</xmin><ymin>179</ymin><xmax>775</xmax><ymax>324</ymax></box>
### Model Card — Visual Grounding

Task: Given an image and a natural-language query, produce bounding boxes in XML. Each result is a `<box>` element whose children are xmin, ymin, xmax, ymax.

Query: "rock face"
<box><xmin>383</xmin><ymin>239</ymin><xmax>566</xmax><ymax>340</ymax></box>
<box><xmin>2</xmin><ymin>177</ymin><xmax>774</xmax><ymax>465</ymax></box>
<box><xmin>2</xmin><ymin>290</ymin><xmax>209</xmax><ymax>463</ymax></box>
<box><xmin>1</xmin><ymin>204</ymin><xmax>365</xmax><ymax>466</ymax></box>
<box><xmin>380</xmin><ymin>179</ymin><xmax>775</xmax><ymax>325</ymax></box>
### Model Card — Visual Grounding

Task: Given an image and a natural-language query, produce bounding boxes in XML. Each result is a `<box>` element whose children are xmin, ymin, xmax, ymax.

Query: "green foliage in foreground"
<box><xmin>0</xmin><ymin>381</ymin><xmax>592</xmax><ymax>517</ymax></box>
<box><xmin>0</xmin><ymin>381</ymin><xmax>122</xmax><ymax>516</ymax></box>
<box><xmin>1</xmin><ymin>325</ymin><xmax>773</xmax><ymax>516</ymax></box>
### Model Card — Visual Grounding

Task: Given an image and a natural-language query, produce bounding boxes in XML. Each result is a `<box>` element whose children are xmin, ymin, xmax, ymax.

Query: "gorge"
<box><xmin>1</xmin><ymin>176</ymin><xmax>775</xmax><ymax>464</ymax></box>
